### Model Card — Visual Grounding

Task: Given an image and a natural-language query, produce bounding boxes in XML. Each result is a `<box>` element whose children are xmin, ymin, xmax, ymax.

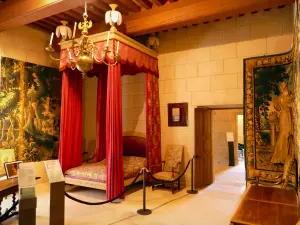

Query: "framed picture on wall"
<box><xmin>168</xmin><ymin>103</ymin><xmax>188</xmax><ymax>126</ymax></box>
<box><xmin>4</xmin><ymin>161</ymin><xmax>23</xmax><ymax>179</ymax></box>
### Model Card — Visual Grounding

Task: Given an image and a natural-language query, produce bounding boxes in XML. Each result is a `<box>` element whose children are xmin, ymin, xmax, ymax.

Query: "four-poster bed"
<box><xmin>58</xmin><ymin>30</ymin><xmax>162</xmax><ymax>200</ymax></box>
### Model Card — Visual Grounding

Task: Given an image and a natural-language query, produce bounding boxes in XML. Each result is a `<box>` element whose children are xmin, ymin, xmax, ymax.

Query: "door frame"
<box><xmin>195</xmin><ymin>106</ymin><xmax>245</xmax><ymax>184</ymax></box>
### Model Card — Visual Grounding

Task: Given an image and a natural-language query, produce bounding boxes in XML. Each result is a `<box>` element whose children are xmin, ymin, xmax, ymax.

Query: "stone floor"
<box><xmin>2</xmin><ymin>164</ymin><xmax>246</xmax><ymax>225</ymax></box>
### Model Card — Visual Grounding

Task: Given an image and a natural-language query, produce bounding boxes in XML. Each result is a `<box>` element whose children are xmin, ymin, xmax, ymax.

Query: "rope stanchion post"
<box><xmin>187</xmin><ymin>155</ymin><xmax>198</xmax><ymax>194</ymax></box>
<box><xmin>137</xmin><ymin>168</ymin><xmax>152</xmax><ymax>215</ymax></box>
<box><xmin>50</xmin><ymin>181</ymin><xmax>65</xmax><ymax>225</ymax></box>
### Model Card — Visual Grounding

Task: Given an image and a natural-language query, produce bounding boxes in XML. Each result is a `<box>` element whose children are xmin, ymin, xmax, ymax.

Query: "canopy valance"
<box><xmin>58</xmin><ymin>30</ymin><xmax>159</xmax><ymax>76</ymax></box>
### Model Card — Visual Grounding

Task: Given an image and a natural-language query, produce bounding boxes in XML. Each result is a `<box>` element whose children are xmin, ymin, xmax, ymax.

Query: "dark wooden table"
<box><xmin>231</xmin><ymin>185</ymin><xmax>299</xmax><ymax>225</ymax></box>
<box><xmin>0</xmin><ymin>178</ymin><xmax>18</xmax><ymax>216</ymax></box>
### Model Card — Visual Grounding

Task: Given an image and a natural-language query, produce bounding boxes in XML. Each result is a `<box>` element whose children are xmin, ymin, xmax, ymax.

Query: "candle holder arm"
<box><xmin>46</xmin><ymin>45</ymin><xmax>69</xmax><ymax>61</ymax></box>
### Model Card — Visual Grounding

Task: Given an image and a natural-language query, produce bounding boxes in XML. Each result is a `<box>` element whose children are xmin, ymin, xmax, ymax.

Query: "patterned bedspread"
<box><xmin>65</xmin><ymin>156</ymin><xmax>146</xmax><ymax>182</ymax></box>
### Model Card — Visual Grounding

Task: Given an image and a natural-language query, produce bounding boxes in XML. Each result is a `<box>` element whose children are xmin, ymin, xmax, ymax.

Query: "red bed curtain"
<box><xmin>106</xmin><ymin>64</ymin><xmax>124</xmax><ymax>200</ymax></box>
<box><xmin>95</xmin><ymin>73</ymin><xmax>107</xmax><ymax>162</ymax></box>
<box><xmin>58</xmin><ymin>70</ymin><xmax>83</xmax><ymax>173</ymax></box>
<box><xmin>146</xmin><ymin>72</ymin><xmax>162</xmax><ymax>173</ymax></box>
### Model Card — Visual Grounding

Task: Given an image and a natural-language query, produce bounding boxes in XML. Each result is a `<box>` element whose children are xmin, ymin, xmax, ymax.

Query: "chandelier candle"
<box><xmin>72</xmin><ymin>22</ymin><xmax>77</xmax><ymax>38</ymax></box>
<box><xmin>49</xmin><ymin>32</ymin><xmax>54</xmax><ymax>46</ymax></box>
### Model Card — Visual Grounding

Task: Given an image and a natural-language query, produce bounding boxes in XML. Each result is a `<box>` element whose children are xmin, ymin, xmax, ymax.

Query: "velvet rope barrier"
<box><xmin>65</xmin><ymin>156</ymin><xmax>196</xmax><ymax>206</ymax></box>
<box><xmin>64</xmin><ymin>172</ymin><xmax>142</xmax><ymax>205</ymax></box>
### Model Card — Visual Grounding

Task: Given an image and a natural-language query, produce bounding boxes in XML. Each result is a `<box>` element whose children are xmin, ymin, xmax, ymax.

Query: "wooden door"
<box><xmin>194</xmin><ymin>108</ymin><xmax>214</xmax><ymax>188</ymax></box>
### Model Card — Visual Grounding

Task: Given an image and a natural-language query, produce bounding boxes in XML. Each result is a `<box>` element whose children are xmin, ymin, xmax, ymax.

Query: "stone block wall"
<box><xmin>158</xmin><ymin>5</ymin><xmax>294</xmax><ymax>184</ymax></box>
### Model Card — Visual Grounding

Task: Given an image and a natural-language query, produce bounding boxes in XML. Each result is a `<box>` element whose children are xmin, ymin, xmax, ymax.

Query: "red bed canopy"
<box><xmin>58</xmin><ymin>31</ymin><xmax>161</xmax><ymax>200</ymax></box>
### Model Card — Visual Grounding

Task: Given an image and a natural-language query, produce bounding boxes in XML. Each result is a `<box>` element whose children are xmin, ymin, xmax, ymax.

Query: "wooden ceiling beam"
<box><xmin>86</xmin><ymin>4</ymin><xmax>105</xmax><ymax>19</ymax></box>
<box><xmin>151</xmin><ymin>0</ymin><xmax>167</xmax><ymax>6</ymax></box>
<box><xmin>0</xmin><ymin>0</ymin><xmax>97</xmax><ymax>31</ymax></box>
<box><xmin>92</xmin><ymin>1</ymin><xmax>110</xmax><ymax>12</ymax></box>
<box><xmin>102</xmin><ymin>0</ymin><xmax>133</xmax><ymax>14</ymax></box>
<box><xmin>72</xmin><ymin>7</ymin><xmax>101</xmax><ymax>21</ymax></box>
<box><xmin>46</xmin><ymin>17</ymin><xmax>74</xmax><ymax>31</ymax></box>
<box><xmin>27</xmin><ymin>23</ymin><xmax>50</xmax><ymax>33</ymax></box>
<box><xmin>125</xmin><ymin>0</ymin><xmax>295</xmax><ymax>36</ymax></box>
<box><xmin>48</xmin><ymin>16</ymin><xmax>63</xmax><ymax>25</ymax></box>
<box><xmin>72</xmin><ymin>7</ymin><xmax>85</xmax><ymax>16</ymax></box>
<box><xmin>134</xmin><ymin>0</ymin><xmax>152</xmax><ymax>10</ymax></box>
<box><xmin>101</xmin><ymin>0</ymin><xmax>130</xmax><ymax>14</ymax></box>
<box><xmin>63</xmin><ymin>10</ymin><xmax>83</xmax><ymax>21</ymax></box>
<box><xmin>40</xmin><ymin>19</ymin><xmax>58</xmax><ymax>28</ymax></box>
<box><xmin>84</xmin><ymin>10</ymin><xmax>103</xmax><ymax>21</ymax></box>
<box><xmin>55</xmin><ymin>13</ymin><xmax>77</xmax><ymax>23</ymax></box>
<box><xmin>34</xmin><ymin>21</ymin><xmax>56</xmax><ymax>31</ymax></box>
<box><xmin>118</xmin><ymin>0</ymin><xmax>141</xmax><ymax>12</ymax></box>
<box><xmin>114</xmin><ymin>6</ymin><xmax>129</xmax><ymax>15</ymax></box>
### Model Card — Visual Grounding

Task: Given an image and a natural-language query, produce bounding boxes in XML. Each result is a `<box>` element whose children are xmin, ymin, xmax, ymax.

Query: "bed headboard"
<box><xmin>123</xmin><ymin>132</ymin><xmax>146</xmax><ymax>158</ymax></box>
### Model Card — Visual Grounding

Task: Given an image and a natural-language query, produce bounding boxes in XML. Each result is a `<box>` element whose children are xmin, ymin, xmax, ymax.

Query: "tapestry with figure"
<box><xmin>244</xmin><ymin>52</ymin><xmax>296</xmax><ymax>187</ymax></box>
<box><xmin>0</xmin><ymin>57</ymin><xmax>61</xmax><ymax>165</ymax></box>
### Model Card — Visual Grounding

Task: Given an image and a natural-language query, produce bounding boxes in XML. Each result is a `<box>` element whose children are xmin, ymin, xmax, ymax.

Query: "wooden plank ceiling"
<box><xmin>27</xmin><ymin>0</ymin><xmax>174</xmax><ymax>33</ymax></box>
<box><xmin>125</xmin><ymin>0</ymin><xmax>295</xmax><ymax>36</ymax></box>
<box><xmin>0</xmin><ymin>0</ymin><xmax>295</xmax><ymax>36</ymax></box>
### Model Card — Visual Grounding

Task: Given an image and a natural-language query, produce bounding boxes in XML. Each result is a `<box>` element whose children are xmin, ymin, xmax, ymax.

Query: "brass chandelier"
<box><xmin>45</xmin><ymin>1</ymin><xmax>122</xmax><ymax>77</ymax></box>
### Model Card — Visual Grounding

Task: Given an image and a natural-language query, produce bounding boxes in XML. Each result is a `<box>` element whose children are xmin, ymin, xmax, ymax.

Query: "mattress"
<box><xmin>64</xmin><ymin>156</ymin><xmax>146</xmax><ymax>183</ymax></box>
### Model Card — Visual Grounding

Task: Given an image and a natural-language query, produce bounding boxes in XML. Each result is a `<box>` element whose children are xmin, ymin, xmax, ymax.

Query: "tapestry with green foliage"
<box><xmin>0</xmin><ymin>57</ymin><xmax>61</xmax><ymax>162</ymax></box>
<box><xmin>254</xmin><ymin>63</ymin><xmax>293</xmax><ymax>171</ymax></box>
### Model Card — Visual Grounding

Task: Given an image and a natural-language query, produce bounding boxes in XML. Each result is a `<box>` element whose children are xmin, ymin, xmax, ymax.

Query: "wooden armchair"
<box><xmin>151</xmin><ymin>145</ymin><xmax>183</xmax><ymax>194</ymax></box>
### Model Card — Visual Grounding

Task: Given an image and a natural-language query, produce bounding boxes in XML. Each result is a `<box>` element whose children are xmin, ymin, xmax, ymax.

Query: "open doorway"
<box><xmin>212</xmin><ymin>109</ymin><xmax>244</xmax><ymax>172</ymax></box>
<box><xmin>211</xmin><ymin>108</ymin><xmax>246</xmax><ymax>191</ymax></box>
<box><xmin>194</xmin><ymin>107</ymin><xmax>246</xmax><ymax>189</ymax></box>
